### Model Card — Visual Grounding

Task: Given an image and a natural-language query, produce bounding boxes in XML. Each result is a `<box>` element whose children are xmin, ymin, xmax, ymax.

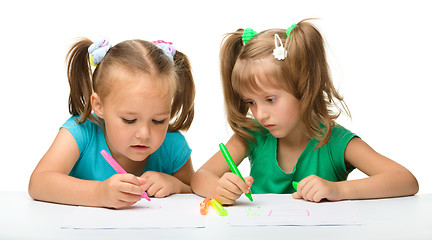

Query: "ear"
<box><xmin>91</xmin><ymin>93</ymin><xmax>104</xmax><ymax>118</ymax></box>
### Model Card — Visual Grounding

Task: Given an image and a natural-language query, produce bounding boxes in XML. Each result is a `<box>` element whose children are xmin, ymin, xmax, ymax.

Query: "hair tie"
<box><xmin>242</xmin><ymin>28</ymin><xmax>257</xmax><ymax>44</ymax></box>
<box><xmin>273</xmin><ymin>34</ymin><xmax>286</xmax><ymax>61</ymax></box>
<box><xmin>286</xmin><ymin>24</ymin><xmax>297</xmax><ymax>39</ymax></box>
<box><xmin>153</xmin><ymin>40</ymin><xmax>176</xmax><ymax>62</ymax></box>
<box><xmin>88</xmin><ymin>39</ymin><xmax>112</xmax><ymax>67</ymax></box>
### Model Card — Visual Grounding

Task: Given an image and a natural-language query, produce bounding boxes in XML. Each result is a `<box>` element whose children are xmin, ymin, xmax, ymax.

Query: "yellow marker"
<box><xmin>210</xmin><ymin>199</ymin><xmax>228</xmax><ymax>216</ymax></box>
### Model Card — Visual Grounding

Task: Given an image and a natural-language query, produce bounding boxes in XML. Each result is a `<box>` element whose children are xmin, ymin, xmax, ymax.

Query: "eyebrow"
<box><xmin>121</xmin><ymin>110</ymin><xmax>171</xmax><ymax>116</ymax></box>
<box><xmin>155</xmin><ymin>111</ymin><xmax>171</xmax><ymax>117</ymax></box>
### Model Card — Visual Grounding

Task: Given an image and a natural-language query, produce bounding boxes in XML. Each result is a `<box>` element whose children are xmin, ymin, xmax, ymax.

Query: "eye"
<box><xmin>152</xmin><ymin>119</ymin><xmax>167</xmax><ymax>125</ymax></box>
<box><xmin>122</xmin><ymin>118</ymin><xmax>136</xmax><ymax>124</ymax></box>
<box><xmin>266</xmin><ymin>97</ymin><xmax>276</xmax><ymax>103</ymax></box>
<box><xmin>245</xmin><ymin>100</ymin><xmax>256</xmax><ymax>105</ymax></box>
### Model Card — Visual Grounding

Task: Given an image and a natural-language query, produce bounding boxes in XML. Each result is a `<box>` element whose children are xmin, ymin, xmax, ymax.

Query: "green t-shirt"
<box><xmin>247</xmin><ymin>125</ymin><xmax>357</xmax><ymax>194</ymax></box>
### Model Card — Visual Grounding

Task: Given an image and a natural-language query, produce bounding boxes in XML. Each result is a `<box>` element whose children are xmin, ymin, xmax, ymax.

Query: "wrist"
<box><xmin>94</xmin><ymin>181</ymin><xmax>106</xmax><ymax>207</ymax></box>
<box><xmin>174</xmin><ymin>177</ymin><xmax>190</xmax><ymax>194</ymax></box>
<box><xmin>337</xmin><ymin>181</ymin><xmax>351</xmax><ymax>200</ymax></box>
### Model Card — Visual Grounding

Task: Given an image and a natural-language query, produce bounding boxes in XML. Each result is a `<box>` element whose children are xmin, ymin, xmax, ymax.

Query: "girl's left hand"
<box><xmin>292</xmin><ymin>175</ymin><xmax>345</xmax><ymax>202</ymax></box>
<box><xmin>140</xmin><ymin>171</ymin><xmax>178</xmax><ymax>198</ymax></box>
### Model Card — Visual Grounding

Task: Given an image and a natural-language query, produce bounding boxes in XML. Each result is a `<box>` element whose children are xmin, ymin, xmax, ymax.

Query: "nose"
<box><xmin>135</xmin><ymin>123</ymin><xmax>151</xmax><ymax>139</ymax></box>
<box><xmin>254</xmin><ymin>104</ymin><xmax>269</xmax><ymax>123</ymax></box>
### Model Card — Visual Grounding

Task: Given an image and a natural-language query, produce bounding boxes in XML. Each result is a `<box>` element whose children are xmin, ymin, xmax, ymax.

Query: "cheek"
<box><xmin>105</xmin><ymin>121</ymin><xmax>130</xmax><ymax>144</ymax></box>
<box><xmin>279</xmin><ymin>103</ymin><xmax>300</xmax><ymax>123</ymax></box>
<box><xmin>152</xmin><ymin>125</ymin><xmax>169</xmax><ymax>147</ymax></box>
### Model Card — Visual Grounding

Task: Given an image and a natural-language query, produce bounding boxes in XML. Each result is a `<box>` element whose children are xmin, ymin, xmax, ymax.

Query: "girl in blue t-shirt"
<box><xmin>29</xmin><ymin>38</ymin><xmax>195</xmax><ymax>209</ymax></box>
<box><xmin>191</xmin><ymin>19</ymin><xmax>418</xmax><ymax>205</ymax></box>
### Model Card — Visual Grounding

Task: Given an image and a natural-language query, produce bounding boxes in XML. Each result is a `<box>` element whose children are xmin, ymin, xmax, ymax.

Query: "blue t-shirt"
<box><xmin>61</xmin><ymin>116</ymin><xmax>191</xmax><ymax>181</ymax></box>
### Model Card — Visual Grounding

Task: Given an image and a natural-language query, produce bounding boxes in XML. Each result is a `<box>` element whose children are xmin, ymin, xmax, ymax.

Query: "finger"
<box><xmin>140</xmin><ymin>176</ymin><xmax>154</xmax><ymax>191</ymax></box>
<box><xmin>119</xmin><ymin>183</ymin><xmax>145</xmax><ymax>197</ymax></box>
<box><xmin>304</xmin><ymin>183</ymin><xmax>321</xmax><ymax>202</ymax></box>
<box><xmin>117</xmin><ymin>175</ymin><xmax>145</xmax><ymax>195</ymax></box>
<box><xmin>292</xmin><ymin>192</ymin><xmax>302</xmax><ymax>199</ymax></box>
<box><xmin>117</xmin><ymin>191</ymin><xmax>142</xmax><ymax>203</ymax></box>
<box><xmin>119</xmin><ymin>174</ymin><xmax>142</xmax><ymax>186</ymax></box>
<box><xmin>111</xmin><ymin>199</ymin><xmax>139</xmax><ymax>209</ymax></box>
<box><xmin>312</xmin><ymin>191</ymin><xmax>325</xmax><ymax>203</ymax></box>
<box><xmin>138</xmin><ymin>177</ymin><xmax>146</xmax><ymax>186</ymax></box>
<box><xmin>146</xmin><ymin>183</ymin><xmax>163</xmax><ymax>197</ymax></box>
<box><xmin>244</xmin><ymin>176</ymin><xmax>254</xmax><ymax>189</ymax></box>
<box><xmin>297</xmin><ymin>175</ymin><xmax>314</xmax><ymax>192</ymax></box>
<box><xmin>215</xmin><ymin>184</ymin><xmax>241</xmax><ymax>202</ymax></box>
<box><xmin>153</xmin><ymin>188</ymin><xmax>170</xmax><ymax>198</ymax></box>
<box><xmin>140</xmin><ymin>171</ymin><xmax>155</xmax><ymax>178</ymax></box>
<box><xmin>214</xmin><ymin>195</ymin><xmax>235</xmax><ymax>206</ymax></box>
<box><xmin>225</xmin><ymin>173</ymin><xmax>250</xmax><ymax>194</ymax></box>
<box><xmin>219</xmin><ymin>173</ymin><xmax>243</xmax><ymax>194</ymax></box>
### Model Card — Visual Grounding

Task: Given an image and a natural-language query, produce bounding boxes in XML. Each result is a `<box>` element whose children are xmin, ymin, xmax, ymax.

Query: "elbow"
<box><xmin>190</xmin><ymin>170</ymin><xmax>210</xmax><ymax>197</ymax></box>
<box><xmin>408</xmin><ymin>173</ymin><xmax>419</xmax><ymax>196</ymax></box>
<box><xmin>190</xmin><ymin>171</ymin><xmax>200</xmax><ymax>194</ymax></box>
<box><xmin>28</xmin><ymin>180</ymin><xmax>37</xmax><ymax>200</ymax></box>
<box><xmin>28</xmin><ymin>172</ymin><xmax>42</xmax><ymax>201</ymax></box>
<box><xmin>401</xmin><ymin>170</ymin><xmax>419</xmax><ymax>197</ymax></box>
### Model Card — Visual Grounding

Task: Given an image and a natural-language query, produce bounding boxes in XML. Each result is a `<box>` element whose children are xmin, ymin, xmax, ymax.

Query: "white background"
<box><xmin>1</xmin><ymin>0</ymin><xmax>431</xmax><ymax>194</ymax></box>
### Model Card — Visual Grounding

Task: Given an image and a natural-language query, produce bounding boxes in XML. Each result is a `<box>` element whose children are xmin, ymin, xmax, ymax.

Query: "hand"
<box><xmin>97</xmin><ymin>174</ymin><xmax>146</xmax><ymax>209</ymax></box>
<box><xmin>140</xmin><ymin>171</ymin><xmax>178</xmax><ymax>198</ymax></box>
<box><xmin>292</xmin><ymin>175</ymin><xmax>345</xmax><ymax>202</ymax></box>
<box><xmin>214</xmin><ymin>172</ymin><xmax>253</xmax><ymax>205</ymax></box>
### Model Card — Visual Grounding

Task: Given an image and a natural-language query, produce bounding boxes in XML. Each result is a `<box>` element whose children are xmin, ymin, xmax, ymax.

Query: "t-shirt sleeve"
<box><xmin>163</xmin><ymin>132</ymin><xmax>192</xmax><ymax>174</ymax></box>
<box><xmin>61</xmin><ymin>116</ymin><xmax>88</xmax><ymax>155</ymax></box>
<box><xmin>328</xmin><ymin>125</ymin><xmax>358</xmax><ymax>178</ymax></box>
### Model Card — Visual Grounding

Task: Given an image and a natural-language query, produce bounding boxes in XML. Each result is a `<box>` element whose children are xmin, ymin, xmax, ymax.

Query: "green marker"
<box><xmin>292</xmin><ymin>181</ymin><xmax>299</xmax><ymax>190</ymax></box>
<box><xmin>219</xmin><ymin>143</ymin><xmax>253</xmax><ymax>202</ymax></box>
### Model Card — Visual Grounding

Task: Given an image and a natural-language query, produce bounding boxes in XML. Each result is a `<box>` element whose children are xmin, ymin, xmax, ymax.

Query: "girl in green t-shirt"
<box><xmin>191</xmin><ymin>19</ymin><xmax>418</xmax><ymax>205</ymax></box>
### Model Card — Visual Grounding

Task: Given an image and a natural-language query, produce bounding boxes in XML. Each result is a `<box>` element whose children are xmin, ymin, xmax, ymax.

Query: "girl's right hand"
<box><xmin>214</xmin><ymin>172</ymin><xmax>253</xmax><ymax>205</ymax></box>
<box><xmin>97</xmin><ymin>174</ymin><xmax>145</xmax><ymax>209</ymax></box>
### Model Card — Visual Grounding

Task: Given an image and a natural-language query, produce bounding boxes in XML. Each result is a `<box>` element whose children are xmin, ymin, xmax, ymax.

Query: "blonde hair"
<box><xmin>66</xmin><ymin>38</ymin><xmax>195</xmax><ymax>132</ymax></box>
<box><xmin>220</xmin><ymin>19</ymin><xmax>349</xmax><ymax>148</ymax></box>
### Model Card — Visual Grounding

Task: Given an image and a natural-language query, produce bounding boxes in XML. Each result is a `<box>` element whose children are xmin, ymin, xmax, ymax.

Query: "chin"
<box><xmin>268</xmin><ymin>130</ymin><xmax>289</xmax><ymax>139</ymax></box>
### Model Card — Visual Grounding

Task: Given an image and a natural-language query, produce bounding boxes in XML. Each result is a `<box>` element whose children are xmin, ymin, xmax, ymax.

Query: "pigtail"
<box><xmin>287</xmin><ymin>20</ymin><xmax>350</xmax><ymax>148</ymax></box>
<box><xmin>66</xmin><ymin>38</ymin><xmax>98</xmax><ymax>124</ymax></box>
<box><xmin>220</xmin><ymin>30</ymin><xmax>258</xmax><ymax>143</ymax></box>
<box><xmin>169</xmin><ymin>51</ymin><xmax>195</xmax><ymax>132</ymax></box>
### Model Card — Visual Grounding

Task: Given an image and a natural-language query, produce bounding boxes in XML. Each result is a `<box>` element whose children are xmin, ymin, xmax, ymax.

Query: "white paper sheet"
<box><xmin>62</xmin><ymin>194</ymin><xmax>205</xmax><ymax>229</ymax></box>
<box><xmin>227</xmin><ymin>194</ymin><xmax>359</xmax><ymax>226</ymax></box>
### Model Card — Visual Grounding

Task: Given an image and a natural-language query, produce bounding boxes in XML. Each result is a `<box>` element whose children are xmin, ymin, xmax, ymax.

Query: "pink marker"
<box><xmin>100</xmin><ymin>150</ymin><xmax>151</xmax><ymax>201</ymax></box>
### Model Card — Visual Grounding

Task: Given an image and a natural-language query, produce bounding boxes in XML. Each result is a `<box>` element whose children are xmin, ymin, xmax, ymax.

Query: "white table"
<box><xmin>1</xmin><ymin>192</ymin><xmax>431</xmax><ymax>240</ymax></box>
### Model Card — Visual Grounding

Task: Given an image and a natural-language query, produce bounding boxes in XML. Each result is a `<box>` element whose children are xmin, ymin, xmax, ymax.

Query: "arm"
<box><xmin>191</xmin><ymin>134</ymin><xmax>253</xmax><ymax>205</ymax></box>
<box><xmin>293</xmin><ymin>137</ymin><xmax>419</xmax><ymax>202</ymax></box>
<box><xmin>140</xmin><ymin>158</ymin><xmax>195</xmax><ymax>197</ymax></box>
<box><xmin>340</xmin><ymin>137</ymin><xmax>418</xmax><ymax>199</ymax></box>
<box><xmin>28</xmin><ymin>128</ymin><xmax>144</xmax><ymax>209</ymax></box>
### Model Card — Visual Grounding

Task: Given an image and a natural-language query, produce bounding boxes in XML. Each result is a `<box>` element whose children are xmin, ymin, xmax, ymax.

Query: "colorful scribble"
<box><xmin>143</xmin><ymin>205</ymin><xmax>162</xmax><ymax>210</ymax></box>
<box><xmin>246</xmin><ymin>207</ymin><xmax>264</xmax><ymax>216</ymax></box>
<box><xmin>268</xmin><ymin>209</ymin><xmax>310</xmax><ymax>217</ymax></box>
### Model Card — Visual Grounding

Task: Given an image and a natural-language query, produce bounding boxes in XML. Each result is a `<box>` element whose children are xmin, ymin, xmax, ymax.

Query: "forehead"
<box><xmin>102</xmin><ymin>67</ymin><xmax>173</xmax><ymax>110</ymax></box>
<box><xmin>232</xmin><ymin>57</ymin><xmax>283</xmax><ymax>96</ymax></box>
<box><xmin>104</xmin><ymin>66</ymin><xmax>174</xmax><ymax>98</ymax></box>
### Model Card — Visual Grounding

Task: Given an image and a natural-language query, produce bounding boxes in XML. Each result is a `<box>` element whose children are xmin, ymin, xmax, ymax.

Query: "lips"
<box><xmin>131</xmin><ymin>145</ymin><xmax>149</xmax><ymax>151</ymax></box>
<box><xmin>264</xmin><ymin>124</ymin><xmax>276</xmax><ymax>129</ymax></box>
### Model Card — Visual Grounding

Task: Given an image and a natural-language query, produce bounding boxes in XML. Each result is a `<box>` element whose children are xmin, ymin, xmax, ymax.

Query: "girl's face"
<box><xmin>242</xmin><ymin>79</ymin><xmax>304</xmax><ymax>140</ymax></box>
<box><xmin>92</xmin><ymin>70</ymin><xmax>172</xmax><ymax>163</ymax></box>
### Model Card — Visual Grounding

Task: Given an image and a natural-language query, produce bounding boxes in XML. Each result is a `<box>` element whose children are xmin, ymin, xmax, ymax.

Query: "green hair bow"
<box><xmin>242</xmin><ymin>28</ymin><xmax>257</xmax><ymax>44</ymax></box>
<box><xmin>286</xmin><ymin>24</ymin><xmax>297</xmax><ymax>38</ymax></box>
